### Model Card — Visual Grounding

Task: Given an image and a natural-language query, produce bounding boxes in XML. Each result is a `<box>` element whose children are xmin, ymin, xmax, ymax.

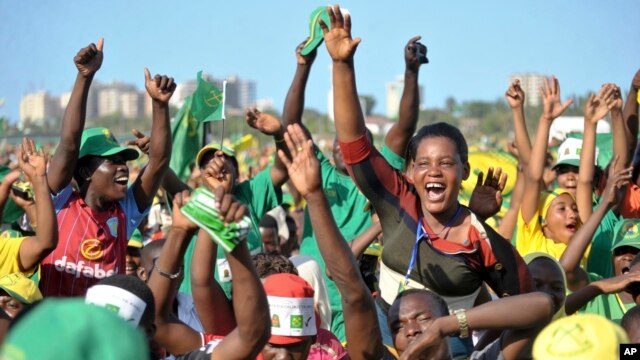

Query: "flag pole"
<box><xmin>219</xmin><ymin>80</ymin><xmax>227</xmax><ymax>148</ymax></box>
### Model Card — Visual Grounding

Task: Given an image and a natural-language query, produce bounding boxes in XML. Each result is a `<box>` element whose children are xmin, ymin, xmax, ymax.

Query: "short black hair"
<box><xmin>408</xmin><ymin>122</ymin><xmax>468</xmax><ymax>164</ymax></box>
<box><xmin>252</xmin><ymin>253</ymin><xmax>298</xmax><ymax>279</ymax></box>
<box><xmin>95</xmin><ymin>274</ymin><xmax>155</xmax><ymax>331</ymax></box>
<box><xmin>259</xmin><ymin>214</ymin><xmax>278</xmax><ymax>230</ymax></box>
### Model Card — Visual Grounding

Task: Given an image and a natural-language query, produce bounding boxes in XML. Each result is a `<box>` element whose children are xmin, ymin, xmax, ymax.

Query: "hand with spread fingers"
<box><xmin>74</xmin><ymin>38</ymin><xmax>104</xmax><ymax>78</ymax></box>
<box><xmin>246</xmin><ymin>108</ymin><xmax>283</xmax><ymax>136</ymax></box>
<box><xmin>144</xmin><ymin>68</ymin><xmax>176</xmax><ymax>104</ymax></box>
<box><xmin>277</xmin><ymin>124</ymin><xmax>321</xmax><ymax>198</ymax></box>
<box><xmin>468</xmin><ymin>167</ymin><xmax>508</xmax><ymax>220</ymax></box>
<box><xmin>539</xmin><ymin>76</ymin><xmax>573</xmax><ymax>122</ymax></box>
<box><xmin>319</xmin><ymin>4</ymin><xmax>361</xmax><ymax>63</ymax></box>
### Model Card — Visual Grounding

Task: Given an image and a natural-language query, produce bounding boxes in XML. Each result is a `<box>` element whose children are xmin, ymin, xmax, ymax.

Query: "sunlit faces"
<box><xmin>528</xmin><ymin>258</ymin><xmax>566</xmax><ymax>313</ymax></box>
<box><xmin>411</xmin><ymin>137</ymin><xmax>469</xmax><ymax>216</ymax></box>
<box><xmin>389</xmin><ymin>291</ymin><xmax>450</xmax><ymax>359</ymax></box>
<box><xmin>554</xmin><ymin>165</ymin><xmax>579</xmax><ymax>196</ymax></box>
<box><xmin>85</xmin><ymin>154</ymin><xmax>130</xmax><ymax>201</ymax></box>
<box><xmin>613</xmin><ymin>246</ymin><xmax>640</xmax><ymax>277</ymax></box>
<box><xmin>542</xmin><ymin>194</ymin><xmax>580</xmax><ymax>245</ymax></box>
<box><xmin>261</xmin><ymin>227</ymin><xmax>280</xmax><ymax>255</ymax></box>
<box><xmin>125</xmin><ymin>246</ymin><xmax>141</xmax><ymax>276</ymax></box>
<box><xmin>261</xmin><ymin>337</ymin><xmax>314</xmax><ymax>360</ymax></box>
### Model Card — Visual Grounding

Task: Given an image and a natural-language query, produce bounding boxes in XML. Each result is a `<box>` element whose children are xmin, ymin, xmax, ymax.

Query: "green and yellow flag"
<box><xmin>191</xmin><ymin>71</ymin><xmax>226</xmax><ymax>123</ymax></box>
<box><xmin>169</xmin><ymin>95</ymin><xmax>202</xmax><ymax>181</ymax></box>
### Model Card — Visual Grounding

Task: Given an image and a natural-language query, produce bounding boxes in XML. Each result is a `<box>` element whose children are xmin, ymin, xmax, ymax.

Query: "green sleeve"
<box><xmin>379</xmin><ymin>143</ymin><xmax>406</xmax><ymax>171</ymax></box>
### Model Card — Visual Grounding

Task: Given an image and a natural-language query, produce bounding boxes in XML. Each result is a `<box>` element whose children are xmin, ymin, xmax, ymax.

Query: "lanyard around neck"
<box><xmin>400</xmin><ymin>204</ymin><xmax>463</xmax><ymax>292</ymax></box>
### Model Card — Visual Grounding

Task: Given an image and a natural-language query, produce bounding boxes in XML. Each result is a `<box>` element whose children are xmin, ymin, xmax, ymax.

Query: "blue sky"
<box><xmin>1</xmin><ymin>0</ymin><xmax>639</xmax><ymax>123</ymax></box>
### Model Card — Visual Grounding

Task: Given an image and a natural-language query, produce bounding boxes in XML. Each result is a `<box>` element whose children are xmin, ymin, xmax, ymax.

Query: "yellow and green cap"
<box><xmin>0</xmin><ymin>272</ymin><xmax>42</xmax><ymax>304</ymax></box>
<box><xmin>196</xmin><ymin>143</ymin><xmax>236</xmax><ymax>167</ymax></box>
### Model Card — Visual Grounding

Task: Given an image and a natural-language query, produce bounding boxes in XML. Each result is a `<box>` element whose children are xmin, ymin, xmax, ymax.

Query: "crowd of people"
<box><xmin>1</xmin><ymin>4</ymin><xmax>640</xmax><ymax>360</ymax></box>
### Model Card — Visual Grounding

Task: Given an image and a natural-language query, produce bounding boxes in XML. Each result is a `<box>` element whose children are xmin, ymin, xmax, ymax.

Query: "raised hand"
<box><xmin>74</xmin><ymin>38</ymin><xmax>104</xmax><ymax>78</ymax></box>
<box><xmin>404</xmin><ymin>35</ymin><xmax>427</xmax><ymax>72</ymax></box>
<box><xmin>505</xmin><ymin>80</ymin><xmax>525</xmax><ymax>109</ymax></box>
<box><xmin>468</xmin><ymin>167</ymin><xmax>507</xmax><ymax>220</ymax></box>
<box><xmin>584</xmin><ymin>84</ymin><xmax>616</xmax><ymax>124</ymax></box>
<box><xmin>600</xmin><ymin>156</ymin><xmax>632</xmax><ymax>207</ymax></box>
<box><xmin>17</xmin><ymin>137</ymin><xmax>46</xmax><ymax>182</ymax></box>
<box><xmin>603</xmin><ymin>84</ymin><xmax>623</xmax><ymax>112</ymax></box>
<box><xmin>277</xmin><ymin>124</ymin><xmax>321</xmax><ymax>198</ymax></box>
<box><xmin>212</xmin><ymin>186</ymin><xmax>248</xmax><ymax>225</ymax></box>
<box><xmin>125</xmin><ymin>129</ymin><xmax>150</xmax><ymax>154</ymax></box>
<box><xmin>296</xmin><ymin>38</ymin><xmax>317</xmax><ymax>66</ymax></box>
<box><xmin>539</xmin><ymin>76</ymin><xmax>573</xmax><ymax>121</ymax></box>
<box><xmin>171</xmin><ymin>190</ymin><xmax>198</xmax><ymax>232</ymax></box>
<box><xmin>202</xmin><ymin>151</ymin><xmax>234</xmax><ymax>189</ymax></box>
<box><xmin>144</xmin><ymin>68</ymin><xmax>176</xmax><ymax>104</ymax></box>
<box><xmin>319</xmin><ymin>5</ymin><xmax>361</xmax><ymax>62</ymax></box>
<box><xmin>245</xmin><ymin>108</ymin><xmax>283</xmax><ymax>136</ymax></box>
<box><xmin>632</xmin><ymin>69</ymin><xmax>640</xmax><ymax>91</ymax></box>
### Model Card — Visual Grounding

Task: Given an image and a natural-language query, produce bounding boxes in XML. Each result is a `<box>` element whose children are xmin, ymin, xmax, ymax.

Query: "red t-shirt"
<box><xmin>39</xmin><ymin>185</ymin><xmax>146</xmax><ymax>297</ymax></box>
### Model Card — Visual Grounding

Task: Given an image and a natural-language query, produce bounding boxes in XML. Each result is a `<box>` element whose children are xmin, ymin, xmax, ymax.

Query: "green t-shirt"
<box><xmin>586</xmin><ymin>198</ymin><xmax>621</xmax><ymax>278</ymax></box>
<box><xmin>179</xmin><ymin>166</ymin><xmax>282</xmax><ymax>296</ymax></box>
<box><xmin>579</xmin><ymin>273</ymin><xmax>635</xmax><ymax>324</ymax></box>
<box><xmin>299</xmin><ymin>146</ymin><xmax>404</xmax><ymax>341</ymax></box>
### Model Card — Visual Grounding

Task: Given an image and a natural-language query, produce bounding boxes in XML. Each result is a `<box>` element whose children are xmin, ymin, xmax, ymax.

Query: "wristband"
<box><xmin>453</xmin><ymin>309</ymin><xmax>469</xmax><ymax>339</ymax></box>
<box><xmin>154</xmin><ymin>263</ymin><xmax>182</xmax><ymax>279</ymax></box>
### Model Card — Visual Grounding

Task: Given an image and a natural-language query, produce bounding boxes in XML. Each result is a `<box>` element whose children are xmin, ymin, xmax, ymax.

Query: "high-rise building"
<box><xmin>385</xmin><ymin>76</ymin><xmax>424</xmax><ymax>119</ymax></box>
<box><xmin>95</xmin><ymin>82</ymin><xmax>139</xmax><ymax>117</ymax></box>
<box><xmin>19</xmin><ymin>91</ymin><xmax>60</xmax><ymax>128</ymax></box>
<box><xmin>214</xmin><ymin>75</ymin><xmax>256</xmax><ymax>111</ymax></box>
<box><xmin>508</xmin><ymin>73</ymin><xmax>545</xmax><ymax>107</ymax></box>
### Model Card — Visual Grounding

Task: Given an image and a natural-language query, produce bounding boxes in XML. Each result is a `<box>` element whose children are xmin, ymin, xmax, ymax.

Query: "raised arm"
<box><xmin>521</xmin><ymin>76</ymin><xmax>573</xmax><ymax>223</ymax></box>
<box><xmin>246</xmin><ymin>109</ymin><xmax>289</xmax><ymax>187</ymax></box>
<box><xmin>190</xmin><ymin>229</ymin><xmax>236</xmax><ymax>335</ymax></box>
<box><xmin>385</xmin><ymin>36</ymin><xmax>426</xmax><ymax>156</ymax></box>
<box><xmin>320</xmin><ymin>5</ymin><xmax>366</xmax><ymax>142</ymax></box>
<box><xmin>15</xmin><ymin>138</ymin><xmax>58</xmax><ymax>271</ymax></box>
<box><xmin>578</xmin><ymin>85</ymin><xmax>614</xmax><ymax>219</ymax></box>
<box><xmin>282</xmin><ymin>40</ymin><xmax>317</xmax><ymax>127</ymax></box>
<box><xmin>278</xmin><ymin>123</ymin><xmax>383</xmax><ymax>359</ymax></box>
<box><xmin>399</xmin><ymin>292</ymin><xmax>554</xmax><ymax>360</ymax></box>
<box><xmin>560</xmin><ymin>161</ymin><xmax>631</xmax><ymax>290</ymax></box>
<box><xmin>505</xmin><ymin>80</ymin><xmax>532</xmax><ymax>165</ymax></box>
<box><xmin>148</xmin><ymin>191</ymin><xmax>202</xmax><ymax>355</ymax></box>
<box><xmin>211</xmin><ymin>188</ymin><xmax>270</xmax><ymax>360</ymax></box>
<box><xmin>609</xmin><ymin>85</ymin><xmax>628</xmax><ymax>171</ymax></box>
<box><xmin>565</xmin><ymin>271</ymin><xmax>640</xmax><ymax>315</ymax></box>
<box><xmin>131</xmin><ymin>69</ymin><xmax>176</xmax><ymax>211</ymax></box>
<box><xmin>47</xmin><ymin>39</ymin><xmax>103</xmax><ymax>193</ymax></box>
<box><xmin>622</xmin><ymin>70</ymin><xmax>640</xmax><ymax>156</ymax></box>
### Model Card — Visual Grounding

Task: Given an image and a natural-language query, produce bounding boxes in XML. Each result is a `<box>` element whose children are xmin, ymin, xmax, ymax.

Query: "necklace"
<box><xmin>425</xmin><ymin>203</ymin><xmax>463</xmax><ymax>238</ymax></box>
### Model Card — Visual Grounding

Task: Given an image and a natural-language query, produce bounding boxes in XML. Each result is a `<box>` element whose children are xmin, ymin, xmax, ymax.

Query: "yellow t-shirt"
<box><xmin>516</xmin><ymin>210</ymin><xmax>590</xmax><ymax>267</ymax></box>
<box><xmin>0</xmin><ymin>233</ymin><xmax>32</xmax><ymax>277</ymax></box>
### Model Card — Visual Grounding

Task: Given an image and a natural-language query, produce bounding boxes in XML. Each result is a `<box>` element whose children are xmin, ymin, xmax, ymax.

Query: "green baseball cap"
<box><xmin>612</xmin><ymin>219</ymin><xmax>640</xmax><ymax>251</ymax></box>
<box><xmin>79</xmin><ymin>127</ymin><xmax>139</xmax><ymax>161</ymax></box>
<box><xmin>0</xmin><ymin>299</ymin><xmax>149</xmax><ymax>360</ymax></box>
<box><xmin>300</xmin><ymin>6</ymin><xmax>332</xmax><ymax>56</ymax></box>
